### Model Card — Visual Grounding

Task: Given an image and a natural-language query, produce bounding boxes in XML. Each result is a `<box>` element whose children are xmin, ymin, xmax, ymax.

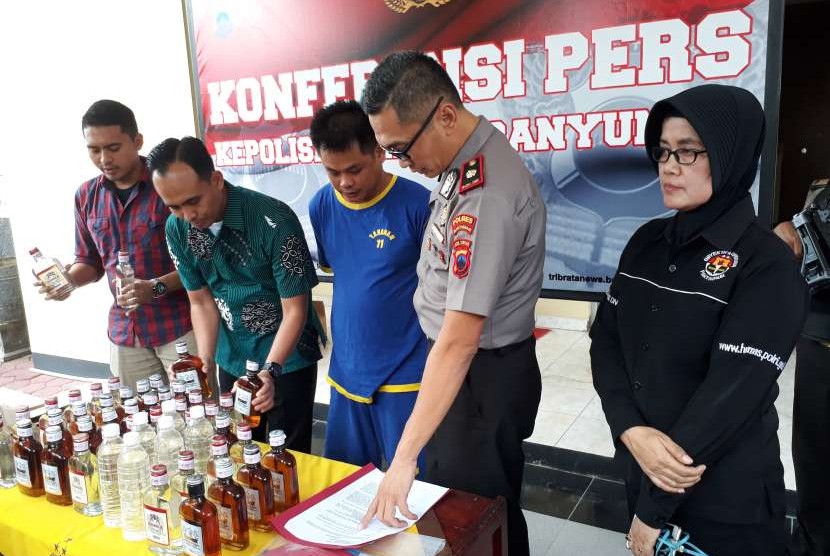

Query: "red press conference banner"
<box><xmin>185</xmin><ymin>0</ymin><xmax>776</xmax><ymax>298</ymax></box>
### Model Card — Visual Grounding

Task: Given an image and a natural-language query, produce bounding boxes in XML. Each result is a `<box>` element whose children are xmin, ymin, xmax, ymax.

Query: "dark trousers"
<box><xmin>671</xmin><ymin>512</ymin><xmax>788</xmax><ymax>556</ymax></box>
<box><xmin>789</xmin><ymin>337</ymin><xmax>830</xmax><ymax>556</ymax></box>
<box><xmin>219</xmin><ymin>364</ymin><xmax>317</xmax><ymax>452</ymax></box>
<box><xmin>423</xmin><ymin>337</ymin><xmax>541</xmax><ymax>556</ymax></box>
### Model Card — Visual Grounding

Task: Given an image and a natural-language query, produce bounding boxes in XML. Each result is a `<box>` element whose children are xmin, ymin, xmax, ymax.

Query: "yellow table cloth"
<box><xmin>0</xmin><ymin>449</ymin><xmax>359</xmax><ymax>556</ymax></box>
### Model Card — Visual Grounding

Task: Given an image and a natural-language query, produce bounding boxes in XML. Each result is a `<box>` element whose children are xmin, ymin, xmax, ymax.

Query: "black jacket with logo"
<box><xmin>590</xmin><ymin>195</ymin><xmax>809</xmax><ymax>527</ymax></box>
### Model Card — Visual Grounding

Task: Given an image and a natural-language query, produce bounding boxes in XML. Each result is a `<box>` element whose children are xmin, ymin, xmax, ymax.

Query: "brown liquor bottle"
<box><xmin>207</xmin><ymin>457</ymin><xmax>249</xmax><ymax>551</ymax></box>
<box><xmin>13</xmin><ymin>421</ymin><xmax>44</xmax><ymax>497</ymax></box>
<box><xmin>261</xmin><ymin>429</ymin><xmax>300</xmax><ymax>512</ymax></box>
<box><xmin>235</xmin><ymin>444</ymin><xmax>275</xmax><ymax>532</ymax></box>
<box><xmin>233</xmin><ymin>361</ymin><xmax>263</xmax><ymax>429</ymax></box>
<box><xmin>41</xmin><ymin>425</ymin><xmax>72</xmax><ymax>506</ymax></box>
<box><xmin>172</xmin><ymin>342</ymin><xmax>213</xmax><ymax>399</ymax></box>
<box><xmin>179</xmin><ymin>475</ymin><xmax>221</xmax><ymax>556</ymax></box>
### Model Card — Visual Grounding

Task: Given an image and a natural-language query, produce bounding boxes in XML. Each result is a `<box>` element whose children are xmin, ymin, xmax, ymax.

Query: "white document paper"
<box><xmin>284</xmin><ymin>468</ymin><xmax>448</xmax><ymax>548</ymax></box>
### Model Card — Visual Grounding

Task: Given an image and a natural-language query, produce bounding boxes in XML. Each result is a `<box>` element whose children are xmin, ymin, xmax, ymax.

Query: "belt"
<box><xmin>426</xmin><ymin>335</ymin><xmax>535</xmax><ymax>356</ymax></box>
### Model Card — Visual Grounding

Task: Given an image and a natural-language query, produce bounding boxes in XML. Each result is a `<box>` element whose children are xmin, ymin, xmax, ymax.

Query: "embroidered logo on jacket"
<box><xmin>701</xmin><ymin>250</ymin><xmax>739</xmax><ymax>281</ymax></box>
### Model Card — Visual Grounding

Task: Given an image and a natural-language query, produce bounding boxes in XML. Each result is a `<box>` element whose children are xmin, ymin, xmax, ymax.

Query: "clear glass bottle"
<box><xmin>185</xmin><ymin>405</ymin><xmax>214</xmax><ymax>476</ymax></box>
<box><xmin>158</xmin><ymin>385</ymin><xmax>173</xmax><ymax>403</ymax></box>
<box><xmin>99</xmin><ymin>392</ymin><xmax>124</xmax><ymax>427</ymax></box>
<box><xmin>122</xmin><ymin>397</ymin><xmax>139</xmax><ymax>434</ymax></box>
<box><xmin>63</xmin><ymin>389</ymin><xmax>83</xmax><ymax>426</ymax></box>
<box><xmin>116</xmin><ymin>250</ymin><xmax>137</xmax><ymax>310</ymax></box>
<box><xmin>13</xmin><ymin>405</ymin><xmax>31</xmax><ymax>442</ymax></box>
<box><xmin>218</xmin><ymin>392</ymin><xmax>236</xmax><ymax>434</ymax></box>
<box><xmin>108</xmin><ymin>376</ymin><xmax>122</xmax><ymax>405</ymax></box>
<box><xmin>45</xmin><ymin>407</ymin><xmax>73</xmax><ymax>458</ymax></box>
<box><xmin>214</xmin><ymin>412</ymin><xmax>237</xmax><ymax>452</ymax></box>
<box><xmin>207</xmin><ymin>457</ymin><xmax>249</xmax><ymax>551</ymax></box>
<box><xmin>150</xmin><ymin>406</ymin><xmax>164</xmax><ymax>429</ymax></box>
<box><xmin>76</xmin><ymin>415</ymin><xmax>102</xmax><ymax>455</ymax></box>
<box><xmin>236</xmin><ymin>444</ymin><xmax>275</xmax><ymax>532</ymax></box>
<box><xmin>98</xmin><ymin>422</ymin><xmax>124</xmax><ymax>527</ymax></box>
<box><xmin>30</xmin><ymin>246</ymin><xmax>74</xmax><ymax>297</ymax></box>
<box><xmin>234</xmin><ymin>361</ymin><xmax>263</xmax><ymax>429</ymax></box>
<box><xmin>37</xmin><ymin>396</ymin><xmax>59</xmax><ymax>446</ymax></box>
<box><xmin>68</xmin><ymin>432</ymin><xmax>102</xmax><ymax>516</ymax></box>
<box><xmin>119</xmin><ymin>385</ymin><xmax>134</xmax><ymax>409</ymax></box>
<box><xmin>144</xmin><ymin>391</ymin><xmax>161</xmax><ymax>414</ymax></box>
<box><xmin>204</xmin><ymin>400</ymin><xmax>218</xmax><ymax>429</ymax></box>
<box><xmin>206</xmin><ymin>435</ymin><xmax>230</xmax><ymax>488</ymax></box>
<box><xmin>172</xmin><ymin>342</ymin><xmax>213</xmax><ymax>398</ymax></box>
<box><xmin>262</xmin><ymin>429</ymin><xmax>300</xmax><ymax>513</ymax></box>
<box><xmin>149</xmin><ymin>373</ymin><xmax>166</xmax><ymax>395</ymax></box>
<box><xmin>68</xmin><ymin>400</ymin><xmax>89</xmax><ymax>435</ymax></box>
<box><xmin>156</xmin><ymin>416</ymin><xmax>185</xmax><ymax>480</ymax></box>
<box><xmin>0</xmin><ymin>414</ymin><xmax>16</xmax><ymax>488</ymax></box>
<box><xmin>170</xmin><ymin>450</ymin><xmax>195</xmax><ymax>498</ymax></box>
<box><xmin>179</xmin><ymin>475</ymin><xmax>221</xmax><ymax>556</ymax></box>
<box><xmin>144</xmin><ymin>464</ymin><xmax>183</xmax><ymax>555</ymax></box>
<box><xmin>133</xmin><ymin>411</ymin><xmax>158</xmax><ymax>465</ymax></box>
<box><xmin>229</xmin><ymin>423</ymin><xmax>254</xmax><ymax>468</ymax></box>
<box><xmin>88</xmin><ymin>382</ymin><xmax>104</xmax><ymax>423</ymax></box>
<box><xmin>42</xmin><ymin>425</ymin><xmax>73</xmax><ymax>506</ymax></box>
<box><xmin>119</xmin><ymin>431</ymin><xmax>151</xmax><ymax>541</ymax></box>
<box><xmin>14</xmin><ymin>420</ymin><xmax>44</xmax><ymax>497</ymax></box>
<box><xmin>188</xmin><ymin>389</ymin><xmax>204</xmax><ymax>408</ymax></box>
<box><xmin>136</xmin><ymin>379</ymin><xmax>152</xmax><ymax>412</ymax></box>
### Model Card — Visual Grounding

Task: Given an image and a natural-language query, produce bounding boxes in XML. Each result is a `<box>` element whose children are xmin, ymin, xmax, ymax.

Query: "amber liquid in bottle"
<box><xmin>172</xmin><ymin>342</ymin><xmax>213</xmax><ymax>399</ymax></box>
<box><xmin>14</xmin><ymin>421</ymin><xmax>44</xmax><ymax>497</ymax></box>
<box><xmin>262</xmin><ymin>429</ymin><xmax>300</xmax><ymax>512</ymax></box>
<box><xmin>207</xmin><ymin>457</ymin><xmax>249</xmax><ymax>551</ymax></box>
<box><xmin>236</xmin><ymin>444</ymin><xmax>275</xmax><ymax>532</ymax></box>
<box><xmin>41</xmin><ymin>425</ymin><xmax>73</xmax><ymax>506</ymax></box>
<box><xmin>180</xmin><ymin>476</ymin><xmax>222</xmax><ymax>556</ymax></box>
<box><xmin>234</xmin><ymin>361</ymin><xmax>263</xmax><ymax>429</ymax></box>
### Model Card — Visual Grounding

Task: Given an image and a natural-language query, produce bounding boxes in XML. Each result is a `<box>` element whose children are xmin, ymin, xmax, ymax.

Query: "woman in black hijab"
<box><xmin>590</xmin><ymin>84</ymin><xmax>809</xmax><ymax>556</ymax></box>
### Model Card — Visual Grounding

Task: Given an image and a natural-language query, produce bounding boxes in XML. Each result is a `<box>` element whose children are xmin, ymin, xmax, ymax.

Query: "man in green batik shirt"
<box><xmin>148</xmin><ymin>136</ymin><xmax>324</xmax><ymax>450</ymax></box>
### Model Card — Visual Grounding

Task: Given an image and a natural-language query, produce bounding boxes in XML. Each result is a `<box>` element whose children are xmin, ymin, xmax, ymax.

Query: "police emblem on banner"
<box><xmin>384</xmin><ymin>0</ymin><xmax>452</xmax><ymax>14</ymax></box>
<box><xmin>452</xmin><ymin>238</ymin><xmax>472</xmax><ymax>278</ymax></box>
<box><xmin>701</xmin><ymin>250</ymin><xmax>739</xmax><ymax>281</ymax></box>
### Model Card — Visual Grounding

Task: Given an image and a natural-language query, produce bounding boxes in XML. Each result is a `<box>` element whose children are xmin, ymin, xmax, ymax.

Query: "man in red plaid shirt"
<box><xmin>35</xmin><ymin>100</ymin><xmax>195</xmax><ymax>390</ymax></box>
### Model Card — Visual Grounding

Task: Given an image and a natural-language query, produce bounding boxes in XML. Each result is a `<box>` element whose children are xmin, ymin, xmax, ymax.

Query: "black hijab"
<box><xmin>644</xmin><ymin>84</ymin><xmax>766</xmax><ymax>245</ymax></box>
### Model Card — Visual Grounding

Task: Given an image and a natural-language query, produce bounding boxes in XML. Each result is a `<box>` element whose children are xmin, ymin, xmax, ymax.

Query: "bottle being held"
<box><xmin>184</xmin><ymin>405</ymin><xmax>213</xmax><ymax>476</ymax></box>
<box><xmin>180</xmin><ymin>475</ymin><xmax>222</xmax><ymax>556</ymax></box>
<box><xmin>119</xmin><ymin>431</ymin><xmax>151</xmax><ymax>541</ymax></box>
<box><xmin>68</xmin><ymin>432</ymin><xmax>102</xmax><ymax>516</ymax></box>
<box><xmin>14</xmin><ymin>421</ymin><xmax>44</xmax><ymax>497</ymax></box>
<box><xmin>236</xmin><ymin>444</ymin><xmax>275</xmax><ymax>531</ymax></box>
<box><xmin>262</xmin><ymin>429</ymin><xmax>300</xmax><ymax>513</ymax></box>
<box><xmin>0</xmin><ymin>414</ymin><xmax>16</xmax><ymax>488</ymax></box>
<box><xmin>116</xmin><ymin>250</ymin><xmax>137</xmax><ymax>311</ymax></box>
<box><xmin>30</xmin><ymin>247</ymin><xmax>74</xmax><ymax>298</ymax></box>
<box><xmin>156</xmin><ymin>416</ymin><xmax>185</xmax><ymax>480</ymax></box>
<box><xmin>98</xmin><ymin>423</ymin><xmax>124</xmax><ymax>528</ymax></box>
<box><xmin>172</xmin><ymin>342</ymin><xmax>213</xmax><ymax>398</ymax></box>
<box><xmin>144</xmin><ymin>464</ymin><xmax>183</xmax><ymax>555</ymax></box>
<box><xmin>207</xmin><ymin>456</ymin><xmax>249</xmax><ymax>551</ymax></box>
<box><xmin>171</xmin><ymin>450</ymin><xmax>196</xmax><ymax>498</ymax></box>
<box><xmin>234</xmin><ymin>361</ymin><xmax>263</xmax><ymax>429</ymax></box>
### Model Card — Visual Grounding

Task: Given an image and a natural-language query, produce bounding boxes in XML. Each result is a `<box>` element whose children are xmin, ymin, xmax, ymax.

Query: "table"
<box><xmin>0</xmin><ymin>450</ymin><xmax>506</xmax><ymax>556</ymax></box>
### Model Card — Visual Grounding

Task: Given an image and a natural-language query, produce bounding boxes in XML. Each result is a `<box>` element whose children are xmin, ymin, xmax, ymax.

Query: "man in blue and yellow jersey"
<box><xmin>309</xmin><ymin>100</ymin><xmax>430</xmax><ymax>470</ymax></box>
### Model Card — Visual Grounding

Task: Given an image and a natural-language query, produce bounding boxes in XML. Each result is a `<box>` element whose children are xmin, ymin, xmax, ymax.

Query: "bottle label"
<box><xmin>14</xmin><ymin>456</ymin><xmax>31</xmax><ymax>487</ymax></box>
<box><xmin>210</xmin><ymin>444</ymin><xmax>228</xmax><ymax>457</ymax></box>
<box><xmin>175</xmin><ymin>399</ymin><xmax>188</xmax><ymax>412</ymax></box>
<box><xmin>42</xmin><ymin>463</ymin><xmax>62</xmax><ymax>495</ymax></box>
<box><xmin>234</xmin><ymin>389</ymin><xmax>252</xmax><ymax>416</ymax></box>
<box><xmin>217</xmin><ymin>505</ymin><xmax>233</xmax><ymax>540</ymax></box>
<box><xmin>177</xmin><ymin>369</ymin><xmax>201</xmax><ymax>392</ymax></box>
<box><xmin>244</xmin><ymin>487</ymin><xmax>262</xmax><ymax>521</ymax></box>
<box><xmin>37</xmin><ymin>264</ymin><xmax>70</xmax><ymax>289</ymax></box>
<box><xmin>215</xmin><ymin>415</ymin><xmax>231</xmax><ymax>429</ymax></box>
<box><xmin>181</xmin><ymin>519</ymin><xmax>205</xmax><ymax>555</ymax></box>
<box><xmin>69</xmin><ymin>469</ymin><xmax>88</xmax><ymax>504</ymax></box>
<box><xmin>271</xmin><ymin>471</ymin><xmax>286</xmax><ymax>504</ymax></box>
<box><xmin>243</xmin><ymin>452</ymin><xmax>260</xmax><ymax>465</ymax></box>
<box><xmin>144</xmin><ymin>504</ymin><xmax>171</xmax><ymax>546</ymax></box>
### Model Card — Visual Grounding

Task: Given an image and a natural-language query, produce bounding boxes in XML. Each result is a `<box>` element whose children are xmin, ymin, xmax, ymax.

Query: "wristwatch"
<box><xmin>263</xmin><ymin>361</ymin><xmax>283</xmax><ymax>380</ymax></box>
<box><xmin>151</xmin><ymin>278</ymin><xmax>168</xmax><ymax>299</ymax></box>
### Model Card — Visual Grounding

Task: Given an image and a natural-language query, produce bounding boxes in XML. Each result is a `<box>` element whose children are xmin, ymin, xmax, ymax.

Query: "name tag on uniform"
<box><xmin>431</xmin><ymin>223</ymin><xmax>445</xmax><ymax>245</ymax></box>
<box><xmin>439</xmin><ymin>168</ymin><xmax>459</xmax><ymax>200</ymax></box>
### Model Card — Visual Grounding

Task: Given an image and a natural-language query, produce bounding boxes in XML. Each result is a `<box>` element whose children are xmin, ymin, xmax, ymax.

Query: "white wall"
<box><xmin>0</xmin><ymin>1</ymin><xmax>196</xmax><ymax>366</ymax></box>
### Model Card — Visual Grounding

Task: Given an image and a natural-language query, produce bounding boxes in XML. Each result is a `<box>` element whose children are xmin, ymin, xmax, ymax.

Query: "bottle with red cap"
<box><xmin>76</xmin><ymin>414</ymin><xmax>101</xmax><ymax>455</ymax></box>
<box><xmin>171</xmin><ymin>450</ymin><xmax>195</xmax><ymax>498</ymax></box>
<box><xmin>68</xmin><ymin>432</ymin><xmax>102</xmax><ymax>516</ymax></box>
<box><xmin>206</xmin><ymin>435</ymin><xmax>231</xmax><ymax>488</ymax></box>
<box><xmin>229</xmin><ymin>423</ymin><xmax>255</xmax><ymax>468</ymax></box>
<box><xmin>37</xmin><ymin>396</ymin><xmax>59</xmax><ymax>445</ymax></box>
<box><xmin>63</xmin><ymin>389</ymin><xmax>83</xmax><ymax>426</ymax></box>
<box><xmin>171</xmin><ymin>342</ymin><xmax>213</xmax><ymax>399</ymax></box>
<box><xmin>88</xmin><ymin>382</ymin><xmax>104</xmax><ymax>424</ymax></box>
<box><xmin>108</xmin><ymin>376</ymin><xmax>122</xmax><ymax>404</ymax></box>
<box><xmin>44</xmin><ymin>407</ymin><xmax>73</xmax><ymax>458</ymax></box>
<box><xmin>204</xmin><ymin>400</ymin><xmax>218</xmax><ymax>429</ymax></box>
<box><xmin>143</xmin><ymin>463</ymin><xmax>183</xmax><ymax>554</ymax></box>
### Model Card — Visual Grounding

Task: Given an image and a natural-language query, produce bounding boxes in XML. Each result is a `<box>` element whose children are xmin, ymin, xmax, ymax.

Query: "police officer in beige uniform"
<box><xmin>359</xmin><ymin>51</ymin><xmax>545</xmax><ymax>556</ymax></box>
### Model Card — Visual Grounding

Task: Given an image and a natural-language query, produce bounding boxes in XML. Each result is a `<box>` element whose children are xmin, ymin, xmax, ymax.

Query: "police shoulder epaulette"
<box><xmin>459</xmin><ymin>155</ymin><xmax>485</xmax><ymax>195</ymax></box>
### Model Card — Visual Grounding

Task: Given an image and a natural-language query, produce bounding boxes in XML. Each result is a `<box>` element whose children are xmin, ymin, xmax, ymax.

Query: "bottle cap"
<box><xmin>102</xmin><ymin>423</ymin><xmax>120</xmax><ymax>439</ymax></box>
<box><xmin>16</xmin><ymin>421</ymin><xmax>33</xmax><ymax>437</ymax></box>
<box><xmin>204</xmin><ymin>401</ymin><xmax>218</xmax><ymax>416</ymax></box>
<box><xmin>77</xmin><ymin>415</ymin><xmax>93</xmax><ymax>432</ymax></box>
<box><xmin>189</xmin><ymin>405</ymin><xmax>205</xmax><ymax>420</ymax></box>
<box><xmin>186</xmin><ymin>475</ymin><xmax>205</xmax><ymax>497</ymax></box>
<box><xmin>136</xmin><ymin>379</ymin><xmax>150</xmax><ymax>393</ymax></box>
<box><xmin>132</xmin><ymin>411</ymin><xmax>149</xmax><ymax>426</ymax></box>
<box><xmin>178</xmin><ymin>450</ymin><xmax>195</xmax><ymax>471</ymax></box>
<box><xmin>269</xmin><ymin>429</ymin><xmax>287</xmax><ymax>447</ymax></box>
<box><xmin>73</xmin><ymin>433</ymin><xmax>89</xmax><ymax>453</ymax></box>
<box><xmin>243</xmin><ymin>444</ymin><xmax>261</xmax><ymax>464</ymax></box>
<box><xmin>71</xmin><ymin>401</ymin><xmax>87</xmax><ymax>416</ymax></box>
<box><xmin>175</xmin><ymin>342</ymin><xmax>189</xmax><ymax>355</ymax></box>
<box><xmin>158</xmin><ymin>415</ymin><xmax>175</xmax><ymax>430</ymax></box>
<box><xmin>100</xmin><ymin>393</ymin><xmax>114</xmax><ymax>408</ymax></box>
<box><xmin>123</xmin><ymin>431</ymin><xmax>140</xmax><ymax>446</ymax></box>
<box><xmin>46</xmin><ymin>425</ymin><xmax>63</xmax><ymax>443</ymax></box>
<box><xmin>236</xmin><ymin>423</ymin><xmax>252</xmax><ymax>440</ymax></box>
<box><xmin>245</xmin><ymin>360</ymin><xmax>260</xmax><ymax>372</ymax></box>
<box><xmin>215</xmin><ymin>457</ymin><xmax>234</xmax><ymax>479</ymax></box>
<box><xmin>119</xmin><ymin>386</ymin><xmax>134</xmax><ymax>399</ymax></box>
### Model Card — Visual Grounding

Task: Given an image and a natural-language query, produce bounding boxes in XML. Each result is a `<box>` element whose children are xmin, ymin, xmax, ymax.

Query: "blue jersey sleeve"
<box><xmin>308</xmin><ymin>188</ymin><xmax>331</xmax><ymax>272</ymax></box>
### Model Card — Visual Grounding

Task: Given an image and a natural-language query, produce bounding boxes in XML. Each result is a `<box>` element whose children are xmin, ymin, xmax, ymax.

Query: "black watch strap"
<box><xmin>265</xmin><ymin>361</ymin><xmax>283</xmax><ymax>379</ymax></box>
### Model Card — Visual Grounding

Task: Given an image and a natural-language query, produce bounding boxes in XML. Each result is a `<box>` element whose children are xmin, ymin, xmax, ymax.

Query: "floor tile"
<box><xmin>544</xmin><ymin>519</ymin><xmax>630</xmax><ymax>556</ymax></box>
<box><xmin>556</xmin><ymin>415</ymin><xmax>615</xmax><ymax>458</ymax></box>
<box><xmin>539</xmin><ymin>376</ymin><xmax>595</xmax><ymax>416</ymax></box>
<box><xmin>528</xmin><ymin>410</ymin><xmax>577</xmax><ymax>446</ymax></box>
<box><xmin>524</xmin><ymin>509</ymin><xmax>565</xmax><ymax>556</ymax></box>
<box><xmin>521</xmin><ymin>465</ymin><xmax>591</xmax><ymax>519</ymax></box>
